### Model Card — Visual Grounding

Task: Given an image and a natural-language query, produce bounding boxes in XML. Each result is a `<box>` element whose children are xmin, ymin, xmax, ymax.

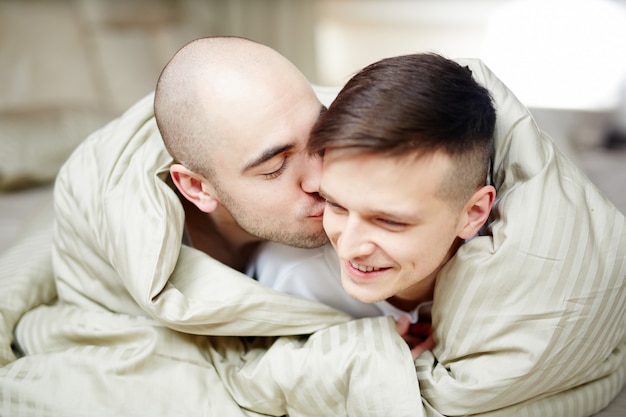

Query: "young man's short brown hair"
<box><xmin>308</xmin><ymin>53</ymin><xmax>496</xmax><ymax>206</ymax></box>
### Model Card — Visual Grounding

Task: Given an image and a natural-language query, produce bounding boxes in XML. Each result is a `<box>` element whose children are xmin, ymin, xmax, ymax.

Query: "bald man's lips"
<box><xmin>310</xmin><ymin>207</ymin><xmax>325</xmax><ymax>218</ymax></box>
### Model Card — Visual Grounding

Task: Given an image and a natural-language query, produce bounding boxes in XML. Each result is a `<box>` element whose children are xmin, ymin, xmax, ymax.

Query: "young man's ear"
<box><xmin>458</xmin><ymin>185</ymin><xmax>496</xmax><ymax>240</ymax></box>
<box><xmin>169</xmin><ymin>164</ymin><xmax>219</xmax><ymax>213</ymax></box>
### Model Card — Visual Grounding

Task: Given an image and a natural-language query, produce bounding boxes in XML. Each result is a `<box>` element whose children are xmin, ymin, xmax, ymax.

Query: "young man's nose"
<box><xmin>300</xmin><ymin>152</ymin><xmax>323</xmax><ymax>194</ymax></box>
<box><xmin>335</xmin><ymin>218</ymin><xmax>376</xmax><ymax>260</ymax></box>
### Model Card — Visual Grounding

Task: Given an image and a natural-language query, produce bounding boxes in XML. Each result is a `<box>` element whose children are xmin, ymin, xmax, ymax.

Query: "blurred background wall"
<box><xmin>0</xmin><ymin>0</ymin><xmax>320</xmax><ymax>177</ymax></box>
<box><xmin>316</xmin><ymin>0</ymin><xmax>626</xmax><ymax>158</ymax></box>
<box><xmin>0</xmin><ymin>0</ymin><xmax>625</xmax><ymax>209</ymax></box>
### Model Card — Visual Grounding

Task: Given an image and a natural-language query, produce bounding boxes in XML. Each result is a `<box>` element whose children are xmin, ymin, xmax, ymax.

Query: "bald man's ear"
<box><xmin>170</xmin><ymin>164</ymin><xmax>219</xmax><ymax>213</ymax></box>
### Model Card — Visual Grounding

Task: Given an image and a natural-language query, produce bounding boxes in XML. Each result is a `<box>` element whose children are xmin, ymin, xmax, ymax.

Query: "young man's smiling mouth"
<box><xmin>348</xmin><ymin>261</ymin><xmax>389</xmax><ymax>273</ymax></box>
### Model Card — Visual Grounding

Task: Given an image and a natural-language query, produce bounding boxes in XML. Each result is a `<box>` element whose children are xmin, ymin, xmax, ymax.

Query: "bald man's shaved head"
<box><xmin>154</xmin><ymin>36</ymin><xmax>310</xmax><ymax>180</ymax></box>
<box><xmin>154</xmin><ymin>36</ymin><xmax>327</xmax><ymax>248</ymax></box>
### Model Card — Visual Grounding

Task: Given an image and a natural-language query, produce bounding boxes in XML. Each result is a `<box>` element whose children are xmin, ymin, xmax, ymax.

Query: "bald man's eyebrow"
<box><xmin>242</xmin><ymin>144</ymin><xmax>294</xmax><ymax>173</ymax></box>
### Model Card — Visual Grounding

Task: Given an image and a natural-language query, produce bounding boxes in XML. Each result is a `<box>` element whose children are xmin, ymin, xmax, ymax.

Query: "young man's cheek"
<box><xmin>322</xmin><ymin>212</ymin><xmax>341</xmax><ymax>245</ymax></box>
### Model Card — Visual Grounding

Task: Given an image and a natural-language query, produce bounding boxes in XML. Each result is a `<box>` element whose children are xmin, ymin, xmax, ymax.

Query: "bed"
<box><xmin>0</xmin><ymin>60</ymin><xmax>624</xmax><ymax>416</ymax></box>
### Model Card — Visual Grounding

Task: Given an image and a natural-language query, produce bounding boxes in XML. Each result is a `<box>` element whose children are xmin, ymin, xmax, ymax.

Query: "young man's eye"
<box><xmin>326</xmin><ymin>200</ymin><xmax>346</xmax><ymax>212</ymax></box>
<box><xmin>379</xmin><ymin>218</ymin><xmax>406</xmax><ymax>228</ymax></box>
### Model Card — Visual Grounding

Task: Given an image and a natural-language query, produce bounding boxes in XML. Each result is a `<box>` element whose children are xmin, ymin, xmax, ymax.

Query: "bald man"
<box><xmin>40</xmin><ymin>36</ymin><xmax>335</xmax><ymax>320</ymax></box>
<box><xmin>155</xmin><ymin>37</ymin><xmax>327</xmax><ymax>271</ymax></box>
<box><xmin>155</xmin><ymin>37</ymin><xmax>328</xmax><ymax>269</ymax></box>
<box><xmin>7</xmin><ymin>38</ymin><xmax>424</xmax><ymax>416</ymax></box>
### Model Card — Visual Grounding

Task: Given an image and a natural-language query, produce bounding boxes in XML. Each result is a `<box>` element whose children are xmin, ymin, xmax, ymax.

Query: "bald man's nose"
<box><xmin>301</xmin><ymin>153</ymin><xmax>323</xmax><ymax>194</ymax></box>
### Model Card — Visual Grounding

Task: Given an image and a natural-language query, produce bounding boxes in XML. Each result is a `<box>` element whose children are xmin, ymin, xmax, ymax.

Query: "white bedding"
<box><xmin>0</xmin><ymin>59</ymin><xmax>624</xmax><ymax>416</ymax></box>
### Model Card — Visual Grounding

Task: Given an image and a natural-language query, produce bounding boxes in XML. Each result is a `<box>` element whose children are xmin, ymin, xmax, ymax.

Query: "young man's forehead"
<box><xmin>321</xmin><ymin>148</ymin><xmax>453</xmax><ymax>205</ymax></box>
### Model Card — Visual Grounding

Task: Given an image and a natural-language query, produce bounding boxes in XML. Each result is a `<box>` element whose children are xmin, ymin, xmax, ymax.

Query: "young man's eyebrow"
<box><xmin>321</xmin><ymin>186</ymin><xmax>418</xmax><ymax>221</ymax></box>
<box><xmin>242</xmin><ymin>144</ymin><xmax>294</xmax><ymax>174</ymax></box>
<box><xmin>318</xmin><ymin>187</ymin><xmax>331</xmax><ymax>201</ymax></box>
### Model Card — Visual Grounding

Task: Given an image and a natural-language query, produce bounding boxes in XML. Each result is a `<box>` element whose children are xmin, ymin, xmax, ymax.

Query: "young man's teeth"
<box><xmin>350</xmin><ymin>261</ymin><xmax>379</xmax><ymax>272</ymax></box>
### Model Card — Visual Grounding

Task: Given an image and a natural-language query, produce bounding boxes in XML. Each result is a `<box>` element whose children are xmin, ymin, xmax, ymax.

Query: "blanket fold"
<box><xmin>1</xmin><ymin>60</ymin><xmax>624</xmax><ymax>416</ymax></box>
<box><xmin>0</xmin><ymin>188</ymin><xmax>56</xmax><ymax>366</ymax></box>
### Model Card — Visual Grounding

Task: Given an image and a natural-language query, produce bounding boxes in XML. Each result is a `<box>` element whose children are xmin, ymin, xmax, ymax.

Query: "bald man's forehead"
<box><xmin>156</xmin><ymin>36</ymin><xmax>318</xmax><ymax>183</ymax></box>
<box><xmin>208</xmin><ymin>89</ymin><xmax>321</xmax><ymax>178</ymax></box>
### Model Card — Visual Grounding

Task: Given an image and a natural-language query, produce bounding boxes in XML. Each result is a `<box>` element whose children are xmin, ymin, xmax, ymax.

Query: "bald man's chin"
<box><xmin>276</xmin><ymin>230</ymin><xmax>329</xmax><ymax>249</ymax></box>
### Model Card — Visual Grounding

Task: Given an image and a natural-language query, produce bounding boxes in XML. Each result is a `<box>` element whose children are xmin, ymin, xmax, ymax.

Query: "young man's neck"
<box><xmin>387</xmin><ymin>287</ymin><xmax>434</xmax><ymax>312</ymax></box>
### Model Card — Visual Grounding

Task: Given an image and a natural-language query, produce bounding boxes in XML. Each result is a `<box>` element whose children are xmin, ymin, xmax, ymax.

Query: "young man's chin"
<box><xmin>341</xmin><ymin>274</ymin><xmax>385</xmax><ymax>305</ymax></box>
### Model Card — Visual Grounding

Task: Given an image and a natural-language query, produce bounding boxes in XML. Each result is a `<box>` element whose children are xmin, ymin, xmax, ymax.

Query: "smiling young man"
<box><xmin>305</xmin><ymin>52</ymin><xmax>626</xmax><ymax>417</ymax></box>
<box><xmin>251</xmin><ymin>53</ymin><xmax>496</xmax><ymax>355</ymax></box>
<box><xmin>309</xmin><ymin>53</ymin><xmax>496</xmax><ymax>319</ymax></box>
<box><xmin>202</xmin><ymin>47</ymin><xmax>626</xmax><ymax>416</ymax></box>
